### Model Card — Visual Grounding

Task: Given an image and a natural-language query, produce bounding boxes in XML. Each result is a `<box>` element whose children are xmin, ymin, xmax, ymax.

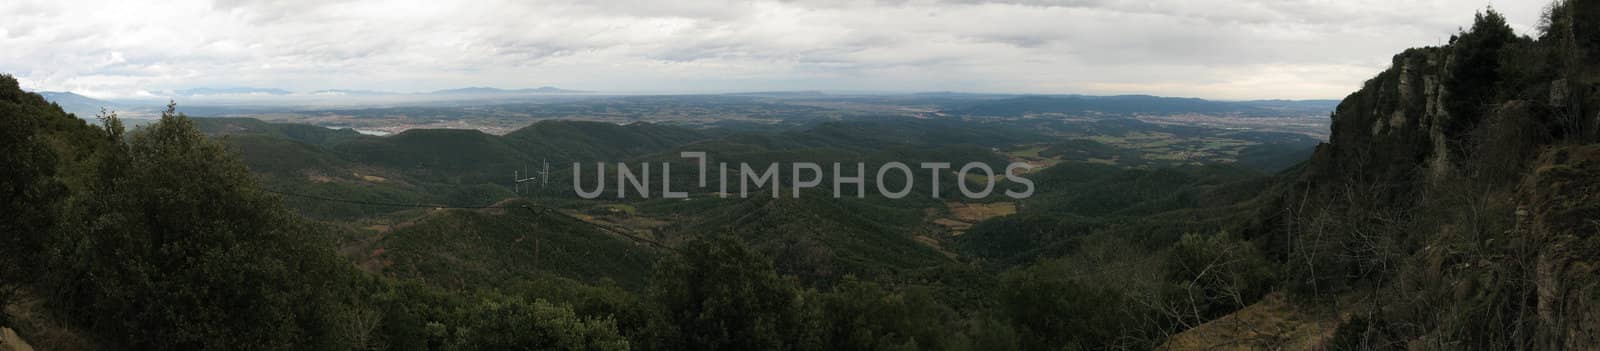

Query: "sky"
<box><xmin>0</xmin><ymin>0</ymin><xmax>1549</xmax><ymax>100</ymax></box>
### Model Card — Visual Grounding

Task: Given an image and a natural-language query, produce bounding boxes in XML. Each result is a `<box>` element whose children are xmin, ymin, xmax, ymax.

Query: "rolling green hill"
<box><xmin>953</xmin><ymin>162</ymin><xmax>1267</xmax><ymax>264</ymax></box>
<box><xmin>191</xmin><ymin>118</ymin><xmax>712</xmax><ymax>220</ymax></box>
<box><xmin>196</xmin><ymin>117</ymin><xmax>364</xmax><ymax>146</ymax></box>
<box><xmin>366</xmin><ymin>201</ymin><xmax>662</xmax><ymax>290</ymax></box>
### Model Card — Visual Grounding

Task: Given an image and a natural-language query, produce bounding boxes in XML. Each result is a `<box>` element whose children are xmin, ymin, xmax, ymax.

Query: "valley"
<box><xmin>167</xmin><ymin>92</ymin><xmax>1326</xmax><ymax>349</ymax></box>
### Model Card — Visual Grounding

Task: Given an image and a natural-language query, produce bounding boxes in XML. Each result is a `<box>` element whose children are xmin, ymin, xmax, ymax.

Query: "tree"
<box><xmin>1000</xmin><ymin>261</ymin><xmax>1152</xmax><ymax>350</ymax></box>
<box><xmin>647</xmin><ymin>235</ymin><xmax>814</xmax><ymax>351</ymax></box>
<box><xmin>1163</xmin><ymin>232</ymin><xmax>1274</xmax><ymax>324</ymax></box>
<box><xmin>47</xmin><ymin>103</ymin><xmax>352</xmax><ymax>350</ymax></box>
<box><xmin>0</xmin><ymin>74</ymin><xmax>70</xmax><ymax>324</ymax></box>
<box><xmin>1444</xmin><ymin>8</ymin><xmax>1519</xmax><ymax>136</ymax></box>
<box><xmin>815</xmin><ymin>276</ymin><xmax>960</xmax><ymax>350</ymax></box>
<box><xmin>451</xmin><ymin>296</ymin><xmax>629</xmax><ymax>351</ymax></box>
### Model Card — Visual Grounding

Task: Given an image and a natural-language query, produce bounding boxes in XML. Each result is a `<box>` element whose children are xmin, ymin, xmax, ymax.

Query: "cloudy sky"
<box><xmin>1</xmin><ymin>0</ymin><xmax>1547</xmax><ymax>100</ymax></box>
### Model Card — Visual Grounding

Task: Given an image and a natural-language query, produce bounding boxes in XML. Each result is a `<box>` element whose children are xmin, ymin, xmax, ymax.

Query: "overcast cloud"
<box><xmin>0</xmin><ymin>0</ymin><xmax>1547</xmax><ymax>100</ymax></box>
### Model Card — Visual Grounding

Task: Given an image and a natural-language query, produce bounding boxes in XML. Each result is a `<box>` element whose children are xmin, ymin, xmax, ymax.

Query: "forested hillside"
<box><xmin>0</xmin><ymin>71</ymin><xmax>1285</xmax><ymax>350</ymax></box>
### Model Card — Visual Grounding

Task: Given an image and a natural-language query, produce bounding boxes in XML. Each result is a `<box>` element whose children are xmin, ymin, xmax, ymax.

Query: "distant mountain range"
<box><xmin>143</xmin><ymin>86</ymin><xmax>593</xmax><ymax>97</ymax></box>
<box><xmin>944</xmin><ymin>95</ymin><xmax>1340</xmax><ymax>117</ymax></box>
<box><xmin>36</xmin><ymin>91</ymin><xmax>117</xmax><ymax>118</ymax></box>
<box><xmin>428</xmin><ymin>86</ymin><xmax>589</xmax><ymax>95</ymax></box>
<box><xmin>171</xmin><ymin>87</ymin><xmax>294</xmax><ymax>96</ymax></box>
<box><xmin>309</xmin><ymin>89</ymin><xmax>395</xmax><ymax>96</ymax></box>
<box><xmin>721</xmin><ymin>90</ymin><xmax>828</xmax><ymax>97</ymax></box>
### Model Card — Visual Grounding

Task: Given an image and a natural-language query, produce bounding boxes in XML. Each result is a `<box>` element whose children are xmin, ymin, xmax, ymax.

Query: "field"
<box><xmin>934</xmin><ymin>201</ymin><xmax>1018</xmax><ymax>235</ymax></box>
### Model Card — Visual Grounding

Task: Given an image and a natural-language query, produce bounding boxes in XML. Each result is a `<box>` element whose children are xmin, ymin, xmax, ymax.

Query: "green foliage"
<box><xmin>194</xmin><ymin>117</ymin><xmax>363</xmax><ymax>147</ymax></box>
<box><xmin>41</xmin><ymin>104</ymin><xmax>354</xmax><ymax>350</ymax></box>
<box><xmin>334</xmin><ymin>129</ymin><xmax>532</xmax><ymax>182</ymax></box>
<box><xmin>647</xmin><ymin>235</ymin><xmax>812</xmax><ymax>351</ymax></box>
<box><xmin>956</xmin><ymin>162</ymin><xmax>1265</xmax><ymax>264</ymax></box>
<box><xmin>1541</xmin><ymin>0</ymin><xmax>1600</xmax><ymax>60</ymax></box>
<box><xmin>378</xmin><ymin>205</ymin><xmax>659</xmax><ymax>289</ymax></box>
<box><xmin>503</xmin><ymin>120</ymin><xmax>708</xmax><ymax>161</ymax></box>
<box><xmin>1444</xmin><ymin>8</ymin><xmax>1519</xmax><ymax>136</ymax></box>
<box><xmin>0</xmin><ymin>74</ymin><xmax>76</xmax><ymax>324</ymax></box>
<box><xmin>1574</xmin><ymin>0</ymin><xmax>1600</xmax><ymax>60</ymax></box>
<box><xmin>338</xmin><ymin>276</ymin><xmax>646</xmax><ymax>351</ymax></box>
<box><xmin>1163</xmin><ymin>232</ymin><xmax>1274</xmax><ymax>322</ymax></box>
<box><xmin>197</xmin><ymin>118</ymin><xmax>710</xmax><ymax>221</ymax></box>
<box><xmin>999</xmin><ymin>260</ymin><xmax>1156</xmax><ymax>350</ymax></box>
<box><xmin>449</xmin><ymin>296</ymin><xmax>630</xmax><ymax>351</ymax></box>
<box><xmin>675</xmin><ymin>193</ymin><xmax>951</xmax><ymax>282</ymax></box>
<box><xmin>814</xmin><ymin>276</ymin><xmax>968</xmax><ymax>350</ymax></box>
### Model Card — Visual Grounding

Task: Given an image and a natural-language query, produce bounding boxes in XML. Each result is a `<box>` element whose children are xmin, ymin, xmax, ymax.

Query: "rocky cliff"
<box><xmin>1523</xmin><ymin>145</ymin><xmax>1600</xmax><ymax>349</ymax></box>
<box><xmin>1243</xmin><ymin>4</ymin><xmax>1600</xmax><ymax>349</ymax></box>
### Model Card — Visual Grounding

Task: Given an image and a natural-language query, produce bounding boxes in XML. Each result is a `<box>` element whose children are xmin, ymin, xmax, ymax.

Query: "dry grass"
<box><xmin>1</xmin><ymin>327</ymin><xmax>35</xmax><ymax>351</ymax></box>
<box><xmin>947</xmin><ymin>202</ymin><xmax>1017</xmax><ymax>222</ymax></box>
<box><xmin>910</xmin><ymin>235</ymin><xmax>959</xmax><ymax>259</ymax></box>
<box><xmin>356</xmin><ymin>173</ymin><xmax>388</xmax><ymax>182</ymax></box>
<box><xmin>306</xmin><ymin>173</ymin><xmax>334</xmax><ymax>183</ymax></box>
<box><xmin>932</xmin><ymin>218</ymin><xmax>972</xmax><ymax>232</ymax></box>
<box><xmin>933</xmin><ymin>202</ymin><xmax>1017</xmax><ymax>236</ymax></box>
<box><xmin>1159</xmin><ymin>292</ymin><xmax>1358</xmax><ymax>351</ymax></box>
<box><xmin>560</xmin><ymin>207</ymin><xmax>666</xmax><ymax>241</ymax></box>
<box><xmin>1003</xmin><ymin>144</ymin><xmax>1065</xmax><ymax>173</ymax></box>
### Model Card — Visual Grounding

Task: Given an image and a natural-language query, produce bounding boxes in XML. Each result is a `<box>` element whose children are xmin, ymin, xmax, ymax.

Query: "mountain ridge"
<box><xmin>34</xmin><ymin>91</ymin><xmax>115</xmax><ymax>117</ymax></box>
<box><xmin>430</xmin><ymin>86</ymin><xmax>589</xmax><ymax>95</ymax></box>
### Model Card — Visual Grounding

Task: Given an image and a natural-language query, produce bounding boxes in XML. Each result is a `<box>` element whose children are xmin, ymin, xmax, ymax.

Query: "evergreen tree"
<box><xmin>0</xmin><ymin>74</ymin><xmax>70</xmax><ymax>324</ymax></box>
<box><xmin>48</xmin><ymin>103</ymin><xmax>352</xmax><ymax>350</ymax></box>
<box><xmin>647</xmin><ymin>235</ymin><xmax>813</xmax><ymax>351</ymax></box>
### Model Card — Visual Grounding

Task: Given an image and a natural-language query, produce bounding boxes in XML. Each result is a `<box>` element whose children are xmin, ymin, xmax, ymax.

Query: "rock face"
<box><xmin>1522</xmin><ymin>146</ymin><xmax>1600</xmax><ymax>349</ymax></box>
<box><xmin>1311</xmin><ymin>47</ymin><xmax>1458</xmax><ymax>193</ymax></box>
